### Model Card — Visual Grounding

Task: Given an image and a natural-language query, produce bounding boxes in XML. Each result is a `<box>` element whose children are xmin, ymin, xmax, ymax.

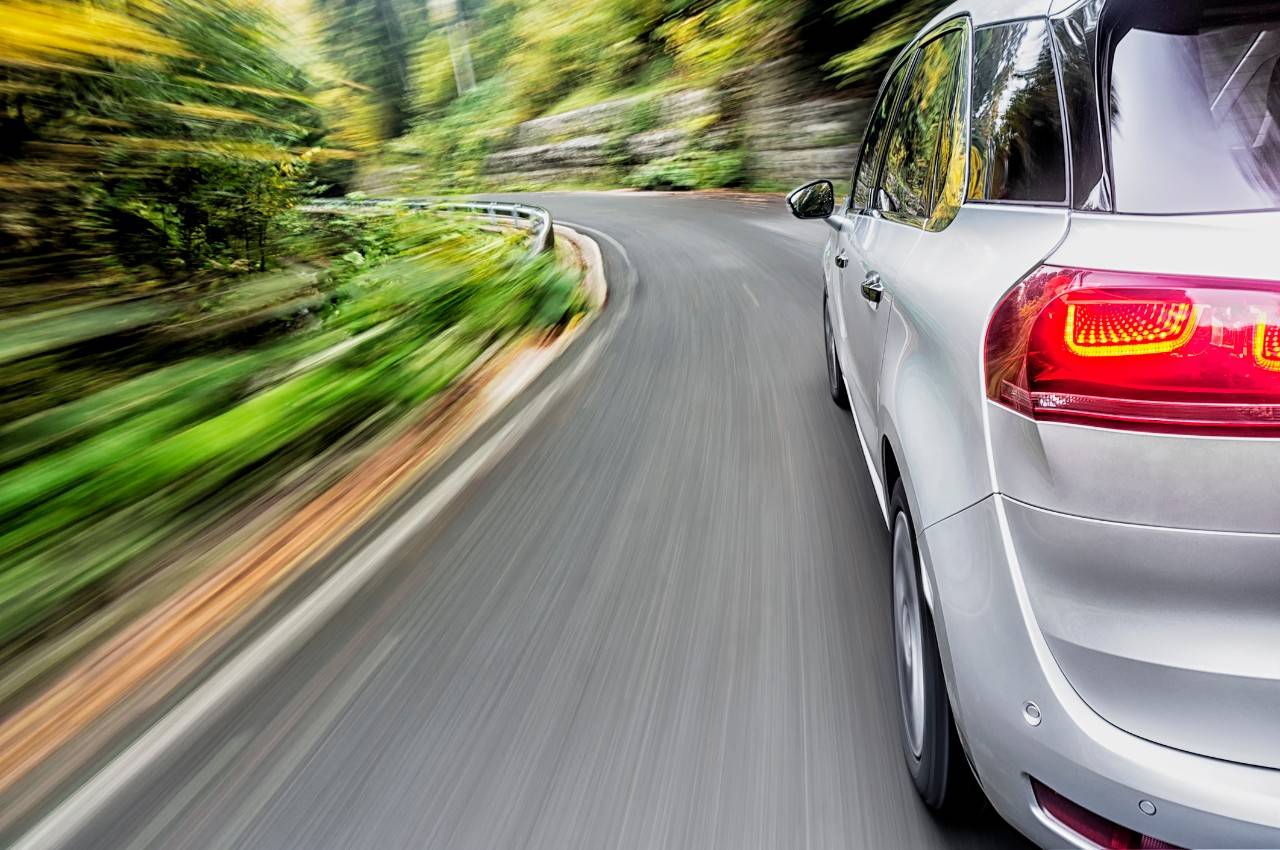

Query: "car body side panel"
<box><xmin>993</xmin><ymin>211</ymin><xmax>1280</xmax><ymax>532</ymax></box>
<box><xmin>845</xmin><ymin>215</ymin><xmax>914</xmax><ymax>450</ymax></box>
<box><xmin>822</xmin><ymin>217</ymin><xmax>846</xmax><ymax>355</ymax></box>
<box><xmin>877</xmin><ymin>203</ymin><xmax>1067</xmax><ymax>530</ymax></box>
<box><xmin>990</xmin><ymin>408</ymin><xmax>1280</xmax><ymax>533</ymax></box>
<box><xmin>985</xmin><ymin>211</ymin><xmax>1280</xmax><ymax>776</ymax></box>
<box><xmin>918</xmin><ymin>496</ymin><xmax>1280</xmax><ymax>849</ymax></box>
<box><xmin>1004</xmin><ymin>496</ymin><xmax>1280</xmax><ymax>770</ymax></box>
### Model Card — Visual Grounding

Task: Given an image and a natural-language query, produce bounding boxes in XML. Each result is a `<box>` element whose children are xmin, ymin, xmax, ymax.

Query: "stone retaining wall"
<box><xmin>481</xmin><ymin>60</ymin><xmax>870</xmax><ymax>190</ymax></box>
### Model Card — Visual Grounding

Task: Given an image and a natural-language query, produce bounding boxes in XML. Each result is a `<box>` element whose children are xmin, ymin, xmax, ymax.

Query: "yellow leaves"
<box><xmin>21</xmin><ymin>135</ymin><xmax>315</xmax><ymax>166</ymax></box>
<box><xmin>85</xmin><ymin>136</ymin><xmax>357</xmax><ymax>163</ymax></box>
<box><xmin>102</xmin><ymin>136</ymin><xmax>298</xmax><ymax>162</ymax></box>
<box><xmin>409</xmin><ymin>31</ymin><xmax>457</xmax><ymax>115</ymax></box>
<box><xmin>0</xmin><ymin>169</ymin><xmax>74</xmax><ymax>193</ymax></box>
<box><xmin>0</xmin><ymin>80</ymin><xmax>52</xmax><ymax>97</ymax></box>
<box><xmin>0</xmin><ymin>0</ymin><xmax>185</xmax><ymax>72</ymax></box>
<box><xmin>159</xmin><ymin>101</ymin><xmax>306</xmax><ymax>132</ymax></box>
<box><xmin>313</xmin><ymin>84</ymin><xmax>383</xmax><ymax>154</ymax></box>
<box><xmin>825</xmin><ymin>1</ymin><xmax>950</xmax><ymax>86</ymax></box>
<box><xmin>303</xmin><ymin>146</ymin><xmax>359</xmax><ymax>161</ymax></box>
<box><xmin>657</xmin><ymin>0</ymin><xmax>797</xmax><ymax>82</ymax></box>
<box><xmin>175</xmin><ymin>77</ymin><xmax>315</xmax><ymax>105</ymax></box>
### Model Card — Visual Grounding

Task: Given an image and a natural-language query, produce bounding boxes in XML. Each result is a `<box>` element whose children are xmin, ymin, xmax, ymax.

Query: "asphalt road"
<box><xmin>33</xmin><ymin>193</ymin><xmax>1030</xmax><ymax>850</ymax></box>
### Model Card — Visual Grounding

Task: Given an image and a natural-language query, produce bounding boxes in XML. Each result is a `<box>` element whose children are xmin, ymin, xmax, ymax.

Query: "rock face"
<box><xmin>482</xmin><ymin>62</ymin><xmax>869</xmax><ymax>189</ymax></box>
<box><xmin>514</xmin><ymin>98</ymin><xmax>647</xmax><ymax>147</ymax></box>
<box><xmin>729</xmin><ymin>58</ymin><xmax>870</xmax><ymax>187</ymax></box>
<box><xmin>487</xmin><ymin>135</ymin><xmax>613</xmax><ymax>173</ymax></box>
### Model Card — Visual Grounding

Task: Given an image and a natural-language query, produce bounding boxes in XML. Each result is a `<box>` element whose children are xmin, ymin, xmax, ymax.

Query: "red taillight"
<box><xmin>1031</xmin><ymin>779</ymin><xmax>1183</xmax><ymax>849</ymax></box>
<box><xmin>985</xmin><ymin>266</ymin><xmax>1280</xmax><ymax>435</ymax></box>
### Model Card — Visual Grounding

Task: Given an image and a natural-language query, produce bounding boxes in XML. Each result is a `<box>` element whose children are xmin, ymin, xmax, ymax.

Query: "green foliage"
<box><xmin>623</xmin><ymin>98</ymin><xmax>663</xmax><ymax>138</ymax></box>
<box><xmin>311</xmin><ymin>0</ymin><xmax>428</xmax><ymax>138</ymax></box>
<box><xmin>657</xmin><ymin>0</ymin><xmax>807</xmax><ymax>82</ymax></box>
<box><xmin>826</xmin><ymin>0</ymin><xmax>951</xmax><ymax>87</ymax></box>
<box><xmin>0</xmin><ymin>0</ymin><xmax>349</xmax><ymax>290</ymax></box>
<box><xmin>629</xmin><ymin>147</ymin><xmax>745</xmax><ymax>190</ymax></box>
<box><xmin>602</xmin><ymin>96</ymin><xmax>663</xmax><ymax>172</ymax></box>
<box><xmin>389</xmin><ymin>0</ymin><xmax>950</xmax><ymax>192</ymax></box>
<box><xmin>395</xmin><ymin>75</ymin><xmax>519</xmax><ymax>191</ymax></box>
<box><xmin>505</xmin><ymin>0</ymin><xmax>666</xmax><ymax>118</ymax></box>
<box><xmin>410</xmin><ymin>31</ymin><xmax>461</xmax><ymax>117</ymax></box>
<box><xmin>0</xmin><ymin>209</ymin><xmax>584</xmax><ymax>659</ymax></box>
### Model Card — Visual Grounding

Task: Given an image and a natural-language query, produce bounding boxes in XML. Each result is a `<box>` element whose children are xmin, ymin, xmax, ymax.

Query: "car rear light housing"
<box><xmin>985</xmin><ymin>266</ymin><xmax>1280</xmax><ymax>435</ymax></box>
<box><xmin>1031</xmin><ymin>779</ymin><xmax>1183</xmax><ymax>849</ymax></box>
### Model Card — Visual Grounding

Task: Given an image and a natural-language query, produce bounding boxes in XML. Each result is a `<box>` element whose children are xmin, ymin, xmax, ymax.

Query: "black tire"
<box><xmin>889</xmin><ymin>480</ymin><xmax>976</xmax><ymax>811</ymax></box>
<box><xmin>823</xmin><ymin>292</ymin><xmax>850</xmax><ymax>410</ymax></box>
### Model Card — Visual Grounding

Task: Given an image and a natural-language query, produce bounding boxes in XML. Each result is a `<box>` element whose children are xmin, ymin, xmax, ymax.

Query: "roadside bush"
<box><xmin>0</xmin><ymin>210</ymin><xmax>583</xmax><ymax>664</ymax></box>
<box><xmin>628</xmin><ymin>148</ymin><xmax>746</xmax><ymax>191</ymax></box>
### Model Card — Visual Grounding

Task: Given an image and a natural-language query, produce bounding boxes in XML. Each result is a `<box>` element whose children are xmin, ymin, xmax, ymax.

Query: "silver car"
<box><xmin>789</xmin><ymin>0</ymin><xmax>1280</xmax><ymax>846</ymax></box>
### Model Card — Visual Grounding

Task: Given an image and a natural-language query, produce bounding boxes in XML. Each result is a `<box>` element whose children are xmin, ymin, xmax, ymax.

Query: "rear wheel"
<box><xmin>824</xmin><ymin>293</ymin><xmax>850</xmax><ymax>410</ymax></box>
<box><xmin>890</xmin><ymin>480</ymin><xmax>975</xmax><ymax>811</ymax></box>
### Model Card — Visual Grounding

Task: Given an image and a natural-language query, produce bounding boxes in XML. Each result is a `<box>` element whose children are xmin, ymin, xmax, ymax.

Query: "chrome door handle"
<box><xmin>835</xmin><ymin>253</ymin><xmax>849</xmax><ymax>269</ymax></box>
<box><xmin>860</xmin><ymin>273</ymin><xmax>884</xmax><ymax>304</ymax></box>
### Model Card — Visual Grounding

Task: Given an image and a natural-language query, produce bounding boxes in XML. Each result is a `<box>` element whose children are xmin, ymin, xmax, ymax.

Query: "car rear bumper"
<box><xmin>918</xmin><ymin>495</ymin><xmax>1280</xmax><ymax>848</ymax></box>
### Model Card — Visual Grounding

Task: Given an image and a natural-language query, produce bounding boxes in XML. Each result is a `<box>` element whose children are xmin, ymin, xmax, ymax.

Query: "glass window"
<box><xmin>879</xmin><ymin>30</ymin><xmax>967</xmax><ymax>225</ymax></box>
<box><xmin>1105</xmin><ymin>4</ymin><xmax>1280</xmax><ymax>213</ymax></box>
<box><xmin>969</xmin><ymin>20</ymin><xmax>1068</xmax><ymax>204</ymax></box>
<box><xmin>852</xmin><ymin>56</ymin><xmax>912</xmax><ymax>211</ymax></box>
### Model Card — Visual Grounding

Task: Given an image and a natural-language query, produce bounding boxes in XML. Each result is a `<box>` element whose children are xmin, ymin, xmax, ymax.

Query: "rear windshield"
<box><xmin>1106</xmin><ymin>2</ymin><xmax>1280</xmax><ymax>213</ymax></box>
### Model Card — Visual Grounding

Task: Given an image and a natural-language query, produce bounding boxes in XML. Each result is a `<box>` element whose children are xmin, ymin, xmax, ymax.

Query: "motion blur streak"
<box><xmin>15</xmin><ymin>193</ymin><xmax>1028</xmax><ymax>850</ymax></box>
<box><xmin>0</xmin><ymin>0</ymin><xmax>1015</xmax><ymax>847</ymax></box>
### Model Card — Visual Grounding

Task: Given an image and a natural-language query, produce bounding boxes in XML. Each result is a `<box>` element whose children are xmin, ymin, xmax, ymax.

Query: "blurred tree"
<box><xmin>311</xmin><ymin>0</ymin><xmax>427</xmax><ymax>138</ymax></box>
<box><xmin>0</xmin><ymin>0</ymin><xmax>341</xmax><ymax>287</ymax></box>
<box><xmin>658</xmin><ymin>0</ymin><xmax>808</xmax><ymax>82</ymax></box>
<box><xmin>826</xmin><ymin>0</ymin><xmax>950</xmax><ymax>87</ymax></box>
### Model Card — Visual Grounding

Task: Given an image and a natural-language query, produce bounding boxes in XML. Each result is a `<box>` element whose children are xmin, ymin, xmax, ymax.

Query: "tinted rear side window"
<box><xmin>852</xmin><ymin>58</ymin><xmax>912</xmax><ymax>210</ymax></box>
<box><xmin>969</xmin><ymin>20</ymin><xmax>1068</xmax><ymax>203</ymax></box>
<box><xmin>1105</xmin><ymin>3</ymin><xmax>1280</xmax><ymax>213</ymax></box>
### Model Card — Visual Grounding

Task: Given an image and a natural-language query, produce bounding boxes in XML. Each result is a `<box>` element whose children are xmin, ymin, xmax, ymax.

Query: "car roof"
<box><xmin>924</xmin><ymin>0</ymin><xmax>1054</xmax><ymax>31</ymax></box>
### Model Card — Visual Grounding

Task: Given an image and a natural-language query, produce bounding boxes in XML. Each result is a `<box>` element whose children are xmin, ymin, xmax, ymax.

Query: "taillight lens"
<box><xmin>985</xmin><ymin>266</ymin><xmax>1280</xmax><ymax>435</ymax></box>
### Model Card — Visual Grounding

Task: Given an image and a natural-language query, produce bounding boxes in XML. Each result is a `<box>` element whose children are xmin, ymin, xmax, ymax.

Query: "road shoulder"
<box><xmin>0</xmin><ymin>225</ymin><xmax>618</xmax><ymax>847</ymax></box>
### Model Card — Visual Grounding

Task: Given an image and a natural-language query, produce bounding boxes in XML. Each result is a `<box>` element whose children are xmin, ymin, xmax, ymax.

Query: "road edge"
<box><xmin>5</xmin><ymin>224</ymin><xmax>629</xmax><ymax>850</ymax></box>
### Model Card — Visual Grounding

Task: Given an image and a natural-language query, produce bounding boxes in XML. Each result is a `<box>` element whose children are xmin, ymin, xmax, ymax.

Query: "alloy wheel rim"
<box><xmin>893</xmin><ymin>511</ymin><xmax>926</xmax><ymax>760</ymax></box>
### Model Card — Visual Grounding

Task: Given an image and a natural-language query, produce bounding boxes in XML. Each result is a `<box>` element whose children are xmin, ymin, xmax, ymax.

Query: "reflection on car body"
<box><xmin>792</xmin><ymin>0</ymin><xmax>1280</xmax><ymax>847</ymax></box>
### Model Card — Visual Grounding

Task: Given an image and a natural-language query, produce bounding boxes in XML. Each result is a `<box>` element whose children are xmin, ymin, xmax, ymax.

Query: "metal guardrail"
<box><xmin>306</xmin><ymin>198</ymin><xmax>555</xmax><ymax>260</ymax></box>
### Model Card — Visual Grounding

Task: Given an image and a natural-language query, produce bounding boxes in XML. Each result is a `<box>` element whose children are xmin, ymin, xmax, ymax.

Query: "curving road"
<box><xmin>18</xmin><ymin>193</ymin><xmax>1030</xmax><ymax>849</ymax></box>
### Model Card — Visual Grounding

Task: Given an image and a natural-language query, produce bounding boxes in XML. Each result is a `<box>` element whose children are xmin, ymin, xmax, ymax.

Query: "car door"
<box><xmin>839</xmin><ymin>25</ymin><xmax>968</xmax><ymax>448</ymax></box>
<box><xmin>831</xmin><ymin>50</ymin><xmax>913</xmax><ymax>437</ymax></box>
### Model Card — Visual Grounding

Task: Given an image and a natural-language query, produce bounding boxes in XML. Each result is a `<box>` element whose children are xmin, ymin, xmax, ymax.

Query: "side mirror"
<box><xmin>876</xmin><ymin>187</ymin><xmax>898</xmax><ymax>215</ymax></box>
<box><xmin>787</xmin><ymin>179</ymin><xmax>835</xmax><ymax>220</ymax></box>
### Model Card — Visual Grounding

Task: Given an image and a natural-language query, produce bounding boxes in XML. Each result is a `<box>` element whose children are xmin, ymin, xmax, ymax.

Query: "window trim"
<box><xmin>963</xmin><ymin>15</ymin><xmax>1073</xmax><ymax>208</ymax></box>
